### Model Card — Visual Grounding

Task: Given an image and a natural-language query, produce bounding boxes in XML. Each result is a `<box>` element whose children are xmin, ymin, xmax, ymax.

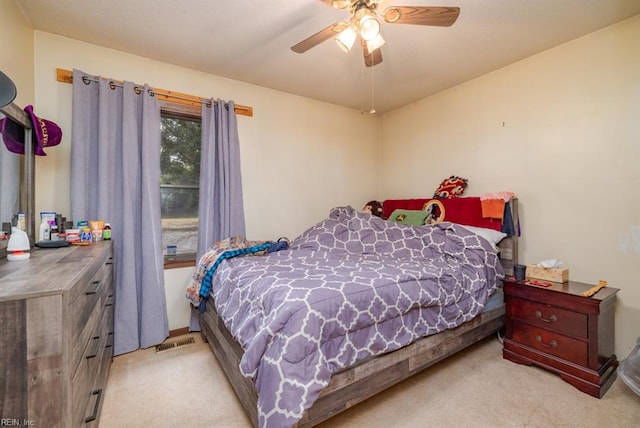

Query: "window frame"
<box><xmin>159</xmin><ymin>100</ymin><xmax>202</xmax><ymax>269</ymax></box>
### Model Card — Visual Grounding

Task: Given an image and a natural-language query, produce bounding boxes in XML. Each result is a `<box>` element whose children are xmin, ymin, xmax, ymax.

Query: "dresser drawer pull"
<box><xmin>86</xmin><ymin>335</ymin><xmax>101</xmax><ymax>359</ymax></box>
<box><xmin>85</xmin><ymin>280</ymin><xmax>102</xmax><ymax>295</ymax></box>
<box><xmin>84</xmin><ymin>388</ymin><xmax>103</xmax><ymax>423</ymax></box>
<box><xmin>536</xmin><ymin>335</ymin><xmax>558</xmax><ymax>348</ymax></box>
<box><xmin>535</xmin><ymin>310</ymin><xmax>557</xmax><ymax>323</ymax></box>
<box><xmin>105</xmin><ymin>294</ymin><xmax>114</xmax><ymax>307</ymax></box>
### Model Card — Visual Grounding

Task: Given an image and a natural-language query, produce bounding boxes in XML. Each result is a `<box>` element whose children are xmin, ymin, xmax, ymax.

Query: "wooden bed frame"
<box><xmin>199</xmin><ymin>198</ymin><xmax>519</xmax><ymax>427</ymax></box>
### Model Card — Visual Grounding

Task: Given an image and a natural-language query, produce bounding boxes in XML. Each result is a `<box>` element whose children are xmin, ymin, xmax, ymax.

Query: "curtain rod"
<box><xmin>55</xmin><ymin>68</ymin><xmax>253</xmax><ymax>117</ymax></box>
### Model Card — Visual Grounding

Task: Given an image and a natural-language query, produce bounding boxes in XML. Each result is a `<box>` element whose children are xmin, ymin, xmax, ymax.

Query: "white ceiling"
<box><xmin>16</xmin><ymin>0</ymin><xmax>640</xmax><ymax>114</ymax></box>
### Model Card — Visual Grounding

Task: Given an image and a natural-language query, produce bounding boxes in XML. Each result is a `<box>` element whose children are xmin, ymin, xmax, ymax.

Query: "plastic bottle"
<box><xmin>103</xmin><ymin>223</ymin><xmax>111</xmax><ymax>240</ymax></box>
<box><xmin>17</xmin><ymin>212</ymin><xmax>25</xmax><ymax>231</ymax></box>
<box><xmin>39</xmin><ymin>218</ymin><xmax>50</xmax><ymax>242</ymax></box>
<box><xmin>49</xmin><ymin>221</ymin><xmax>59</xmax><ymax>241</ymax></box>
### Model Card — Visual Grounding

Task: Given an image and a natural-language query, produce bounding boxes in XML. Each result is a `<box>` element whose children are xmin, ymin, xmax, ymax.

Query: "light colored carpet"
<box><xmin>99</xmin><ymin>333</ymin><xmax>640</xmax><ymax>428</ymax></box>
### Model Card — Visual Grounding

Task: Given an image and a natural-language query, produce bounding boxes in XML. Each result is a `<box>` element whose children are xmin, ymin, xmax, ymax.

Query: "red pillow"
<box><xmin>434</xmin><ymin>175</ymin><xmax>468</xmax><ymax>199</ymax></box>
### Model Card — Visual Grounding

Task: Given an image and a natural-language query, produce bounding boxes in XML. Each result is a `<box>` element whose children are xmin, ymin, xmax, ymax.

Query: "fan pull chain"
<box><xmin>369</xmin><ymin>57</ymin><xmax>376</xmax><ymax>114</ymax></box>
<box><xmin>360</xmin><ymin>54</ymin><xmax>365</xmax><ymax>114</ymax></box>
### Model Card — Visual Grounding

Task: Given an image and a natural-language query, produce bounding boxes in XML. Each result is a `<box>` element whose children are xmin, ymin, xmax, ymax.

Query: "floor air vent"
<box><xmin>155</xmin><ymin>336</ymin><xmax>196</xmax><ymax>352</ymax></box>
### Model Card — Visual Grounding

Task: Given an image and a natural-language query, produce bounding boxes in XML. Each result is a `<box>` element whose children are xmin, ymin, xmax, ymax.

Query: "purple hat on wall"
<box><xmin>0</xmin><ymin>104</ymin><xmax>62</xmax><ymax>156</ymax></box>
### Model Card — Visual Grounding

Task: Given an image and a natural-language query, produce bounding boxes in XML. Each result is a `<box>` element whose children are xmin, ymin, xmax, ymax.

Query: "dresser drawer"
<box><xmin>71</xmin><ymin>261</ymin><xmax>113</xmax><ymax>373</ymax></box>
<box><xmin>71</xmin><ymin>259</ymin><xmax>111</xmax><ymax>335</ymax></box>
<box><xmin>509</xmin><ymin>297</ymin><xmax>587</xmax><ymax>339</ymax></box>
<box><xmin>511</xmin><ymin>320</ymin><xmax>588</xmax><ymax>366</ymax></box>
<box><xmin>72</xmin><ymin>304</ymin><xmax>112</xmax><ymax>427</ymax></box>
<box><xmin>83</xmin><ymin>328</ymin><xmax>113</xmax><ymax>427</ymax></box>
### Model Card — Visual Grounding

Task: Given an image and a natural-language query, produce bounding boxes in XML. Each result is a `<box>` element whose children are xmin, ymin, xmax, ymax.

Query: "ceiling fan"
<box><xmin>291</xmin><ymin>1</ymin><xmax>460</xmax><ymax>67</ymax></box>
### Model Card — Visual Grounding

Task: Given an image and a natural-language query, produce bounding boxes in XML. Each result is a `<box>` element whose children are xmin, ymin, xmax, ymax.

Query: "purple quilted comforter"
<box><xmin>206</xmin><ymin>206</ymin><xmax>504</xmax><ymax>427</ymax></box>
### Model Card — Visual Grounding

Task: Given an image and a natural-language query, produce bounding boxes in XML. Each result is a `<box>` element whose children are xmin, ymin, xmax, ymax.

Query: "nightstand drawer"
<box><xmin>511</xmin><ymin>320</ymin><xmax>588</xmax><ymax>366</ymax></box>
<box><xmin>510</xmin><ymin>298</ymin><xmax>587</xmax><ymax>339</ymax></box>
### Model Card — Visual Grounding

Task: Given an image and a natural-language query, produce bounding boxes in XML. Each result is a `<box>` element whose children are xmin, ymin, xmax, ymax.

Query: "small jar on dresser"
<box><xmin>0</xmin><ymin>241</ymin><xmax>114</xmax><ymax>427</ymax></box>
<box><xmin>502</xmin><ymin>277</ymin><xmax>619</xmax><ymax>398</ymax></box>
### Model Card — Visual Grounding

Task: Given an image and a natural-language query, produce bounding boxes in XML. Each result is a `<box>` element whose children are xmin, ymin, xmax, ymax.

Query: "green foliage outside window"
<box><xmin>161</xmin><ymin>116</ymin><xmax>201</xmax><ymax>185</ymax></box>
<box><xmin>160</xmin><ymin>116</ymin><xmax>201</xmax><ymax>218</ymax></box>
<box><xmin>160</xmin><ymin>115</ymin><xmax>201</xmax><ymax>258</ymax></box>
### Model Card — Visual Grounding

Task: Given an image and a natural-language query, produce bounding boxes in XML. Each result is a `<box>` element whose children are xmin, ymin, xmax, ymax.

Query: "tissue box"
<box><xmin>526</xmin><ymin>265</ymin><xmax>569</xmax><ymax>283</ymax></box>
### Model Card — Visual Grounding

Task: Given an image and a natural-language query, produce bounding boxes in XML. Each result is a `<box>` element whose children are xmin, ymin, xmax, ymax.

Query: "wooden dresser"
<box><xmin>0</xmin><ymin>241</ymin><xmax>114</xmax><ymax>427</ymax></box>
<box><xmin>503</xmin><ymin>278</ymin><xmax>619</xmax><ymax>398</ymax></box>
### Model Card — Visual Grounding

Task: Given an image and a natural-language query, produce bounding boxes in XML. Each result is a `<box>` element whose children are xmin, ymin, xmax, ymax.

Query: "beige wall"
<box><xmin>379</xmin><ymin>15</ymin><xmax>640</xmax><ymax>356</ymax></box>
<box><xmin>0</xmin><ymin>0</ymin><xmax>34</xmax><ymax>106</ymax></box>
<box><xmin>31</xmin><ymin>32</ymin><xmax>379</xmax><ymax>330</ymax></box>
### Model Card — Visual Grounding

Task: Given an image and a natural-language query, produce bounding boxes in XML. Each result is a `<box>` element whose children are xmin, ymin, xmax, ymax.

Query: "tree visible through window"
<box><xmin>160</xmin><ymin>113</ymin><xmax>201</xmax><ymax>260</ymax></box>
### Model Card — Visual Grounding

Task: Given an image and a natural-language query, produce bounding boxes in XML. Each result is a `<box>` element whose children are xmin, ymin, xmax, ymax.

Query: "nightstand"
<box><xmin>502</xmin><ymin>278</ymin><xmax>619</xmax><ymax>398</ymax></box>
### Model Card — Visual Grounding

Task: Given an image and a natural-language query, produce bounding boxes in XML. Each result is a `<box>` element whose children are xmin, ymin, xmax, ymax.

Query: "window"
<box><xmin>160</xmin><ymin>102</ymin><xmax>201</xmax><ymax>265</ymax></box>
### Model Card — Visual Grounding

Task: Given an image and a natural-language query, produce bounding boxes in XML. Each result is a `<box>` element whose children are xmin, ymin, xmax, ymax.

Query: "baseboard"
<box><xmin>169</xmin><ymin>327</ymin><xmax>189</xmax><ymax>338</ymax></box>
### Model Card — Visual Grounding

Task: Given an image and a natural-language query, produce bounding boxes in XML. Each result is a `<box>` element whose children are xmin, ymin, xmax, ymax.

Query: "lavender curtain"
<box><xmin>196</xmin><ymin>99</ymin><xmax>246</xmax><ymax>258</ymax></box>
<box><xmin>189</xmin><ymin>99</ymin><xmax>245</xmax><ymax>331</ymax></box>
<box><xmin>71</xmin><ymin>69</ymin><xmax>169</xmax><ymax>355</ymax></box>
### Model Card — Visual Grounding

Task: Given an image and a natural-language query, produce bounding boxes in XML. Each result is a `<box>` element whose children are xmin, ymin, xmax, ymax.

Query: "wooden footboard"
<box><xmin>200</xmin><ymin>300</ymin><xmax>505</xmax><ymax>428</ymax></box>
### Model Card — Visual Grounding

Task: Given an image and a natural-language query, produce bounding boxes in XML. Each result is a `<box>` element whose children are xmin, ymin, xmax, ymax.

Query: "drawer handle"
<box><xmin>85</xmin><ymin>280</ymin><xmax>102</xmax><ymax>295</ymax></box>
<box><xmin>86</xmin><ymin>335</ymin><xmax>101</xmax><ymax>359</ymax></box>
<box><xmin>84</xmin><ymin>388</ymin><xmax>103</xmax><ymax>423</ymax></box>
<box><xmin>536</xmin><ymin>335</ymin><xmax>557</xmax><ymax>348</ymax></box>
<box><xmin>535</xmin><ymin>310</ymin><xmax>557</xmax><ymax>323</ymax></box>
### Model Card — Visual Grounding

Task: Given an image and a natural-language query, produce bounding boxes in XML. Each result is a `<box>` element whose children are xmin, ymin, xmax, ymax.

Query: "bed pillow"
<box><xmin>458</xmin><ymin>224</ymin><xmax>507</xmax><ymax>250</ymax></box>
<box><xmin>388</xmin><ymin>209</ymin><xmax>429</xmax><ymax>226</ymax></box>
<box><xmin>434</xmin><ymin>175</ymin><xmax>468</xmax><ymax>199</ymax></box>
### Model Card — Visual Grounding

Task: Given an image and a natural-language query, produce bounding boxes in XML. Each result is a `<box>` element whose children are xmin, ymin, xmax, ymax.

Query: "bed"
<box><xmin>189</xmin><ymin>197</ymin><xmax>519</xmax><ymax>427</ymax></box>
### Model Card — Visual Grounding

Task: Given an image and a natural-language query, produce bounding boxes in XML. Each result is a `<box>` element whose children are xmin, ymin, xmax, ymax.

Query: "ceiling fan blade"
<box><xmin>383</xmin><ymin>6</ymin><xmax>460</xmax><ymax>27</ymax></box>
<box><xmin>291</xmin><ymin>23</ymin><xmax>345</xmax><ymax>53</ymax></box>
<box><xmin>363</xmin><ymin>44</ymin><xmax>383</xmax><ymax>67</ymax></box>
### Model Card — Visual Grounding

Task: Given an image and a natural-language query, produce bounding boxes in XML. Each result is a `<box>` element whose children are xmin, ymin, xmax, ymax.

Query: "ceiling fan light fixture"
<box><xmin>359</xmin><ymin>14</ymin><xmax>380</xmax><ymax>41</ymax></box>
<box><xmin>365</xmin><ymin>33</ymin><xmax>385</xmax><ymax>55</ymax></box>
<box><xmin>292</xmin><ymin>3</ymin><xmax>462</xmax><ymax>68</ymax></box>
<box><xmin>336</xmin><ymin>25</ymin><xmax>357</xmax><ymax>53</ymax></box>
